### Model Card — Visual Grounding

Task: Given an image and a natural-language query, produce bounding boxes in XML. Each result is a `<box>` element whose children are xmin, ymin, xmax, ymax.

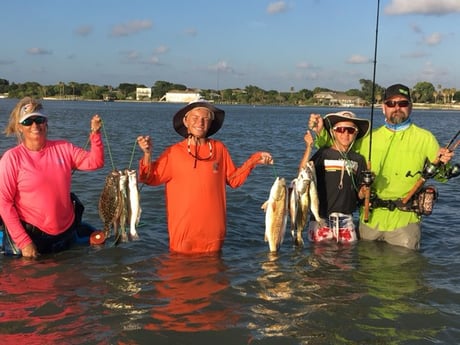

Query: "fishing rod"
<box><xmin>441</xmin><ymin>129</ymin><xmax>460</xmax><ymax>157</ymax></box>
<box><xmin>363</xmin><ymin>0</ymin><xmax>380</xmax><ymax>222</ymax></box>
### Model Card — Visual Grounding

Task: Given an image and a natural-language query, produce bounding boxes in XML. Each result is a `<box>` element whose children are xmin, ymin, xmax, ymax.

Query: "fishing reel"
<box><xmin>405</xmin><ymin>158</ymin><xmax>439</xmax><ymax>179</ymax></box>
<box><xmin>421</xmin><ymin>160</ymin><xmax>439</xmax><ymax>179</ymax></box>
<box><xmin>406</xmin><ymin>159</ymin><xmax>460</xmax><ymax>180</ymax></box>
<box><xmin>436</xmin><ymin>162</ymin><xmax>460</xmax><ymax>180</ymax></box>
<box><xmin>361</xmin><ymin>170</ymin><xmax>375</xmax><ymax>187</ymax></box>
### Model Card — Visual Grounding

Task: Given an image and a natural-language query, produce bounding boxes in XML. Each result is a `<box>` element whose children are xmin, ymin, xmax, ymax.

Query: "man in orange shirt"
<box><xmin>137</xmin><ymin>101</ymin><xmax>273</xmax><ymax>254</ymax></box>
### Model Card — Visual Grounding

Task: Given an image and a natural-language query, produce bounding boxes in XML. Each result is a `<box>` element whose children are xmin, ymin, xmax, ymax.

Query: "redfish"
<box><xmin>261</xmin><ymin>177</ymin><xmax>289</xmax><ymax>252</ymax></box>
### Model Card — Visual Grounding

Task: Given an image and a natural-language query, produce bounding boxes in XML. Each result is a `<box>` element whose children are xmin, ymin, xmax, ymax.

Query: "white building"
<box><xmin>159</xmin><ymin>91</ymin><xmax>202</xmax><ymax>103</ymax></box>
<box><xmin>136</xmin><ymin>87</ymin><xmax>152</xmax><ymax>101</ymax></box>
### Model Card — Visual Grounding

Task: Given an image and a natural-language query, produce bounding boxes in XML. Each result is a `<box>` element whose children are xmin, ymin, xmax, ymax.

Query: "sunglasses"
<box><xmin>333</xmin><ymin>126</ymin><xmax>358</xmax><ymax>135</ymax></box>
<box><xmin>20</xmin><ymin>116</ymin><xmax>47</xmax><ymax>126</ymax></box>
<box><xmin>384</xmin><ymin>100</ymin><xmax>411</xmax><ymax>108</ymax></box>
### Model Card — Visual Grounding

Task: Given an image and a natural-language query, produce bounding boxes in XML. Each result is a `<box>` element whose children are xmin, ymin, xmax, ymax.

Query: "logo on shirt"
<box><xmin>324</xmin><ymin>159</ymin><xmax>358</xmax><ymax>176</ymax></box>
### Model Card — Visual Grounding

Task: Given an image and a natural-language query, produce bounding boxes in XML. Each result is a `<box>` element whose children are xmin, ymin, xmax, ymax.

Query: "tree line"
<box><xmin>0</xmin><ymin>78</ymin><xmax>458</xmax><ymax>106</ymax></box>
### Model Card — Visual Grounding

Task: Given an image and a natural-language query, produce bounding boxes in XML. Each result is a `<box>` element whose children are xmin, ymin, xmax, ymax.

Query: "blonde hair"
<box><xmin>4</xmin><ymin>97</ymin><xmax>44</xmax><ymax>143</ymax></box>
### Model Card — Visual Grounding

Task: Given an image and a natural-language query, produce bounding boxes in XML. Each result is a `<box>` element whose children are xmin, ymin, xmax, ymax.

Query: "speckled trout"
<box><xmin>290</xmin><ymin>168</ymin><xmax>311</xmax><ymax>247</ymax></box>
<box><xmin>99</xmin><ymin>170</ymin><xmax>121</xmax><ymax>238</ymax></box>
<box><xmin>289</xmin><ymin>161</ymin><xmax>322</xmax><ymax>246</ymax></box>
<box><xmin>261</xmin><ymin>177</ymin><xmax>289</xmax><ymax>252</ymax></box>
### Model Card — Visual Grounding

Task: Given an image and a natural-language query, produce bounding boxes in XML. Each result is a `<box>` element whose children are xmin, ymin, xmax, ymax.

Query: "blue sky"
<box><xmin>1</xmin><ymin>0</ymin><xmax>460</xmax><ymax>92</ymax></box>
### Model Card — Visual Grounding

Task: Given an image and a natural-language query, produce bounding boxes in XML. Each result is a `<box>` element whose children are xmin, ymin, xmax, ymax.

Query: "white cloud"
<box><xmin>385</xmin><ymin>0</ymin><xmax>460</xmax><ymax>15</ymax></box>
<box><xmin>154</xmin><ymin>45</ymin><xmax>169</xmax><ymax>54</ymax></box>
<box><xmin>401</xmin><ymin>51</ymin><xmax>429</xmax><ymax>58</ymax></box>
<box><xmin>346</xmin><ymin>55</ymin><xmax>371</xmax><ymax>64</ymax></box>
<box><xmin>296</xmin><ymin>61</ymin><xmax>313</xmax><ymax>69</ymax></box>
<box><xmin>146</xmin><ymin>56</ymin><xmax>160</xmax><ymax>65</ymax></box>
<box><xmin>421</xmin><ymin>61</ymin><xmax>436</xmax><ymax>77</ymax></box>
<box><xmin>111</xmin><ymin>20</ymin><xmax>152</xmax><ymax>37</ymax></box>
<box><xmin>184</xmin><ymin>28</ymin><xmax>198</xmax><ymax>37</ymax></box>
<box><xmin>27</xmin><ymin>48</ymin><xmax>52</xmax><ymax>55</ymax></box>
<box><xmin>209</xmin><ymin>60</ymin><xmax>234</xmax><ymax>73</ymax></box>
<box><xmin>267</xmin><ymin>1</ymin><xmax>287</xmax><ymax>14</ymax></box>
<box><xmin>424</xmin><ymin>32</ymin><xmax>443</xmax><ymax>45</ymax></box>
<box><xmin>120</xmin><ymin>50</ymin><xmax>141</xmax><ymax>64</ymax></box>
<box><xmin>75</xmin><ymin>25</ymin><xmax>93</xmax><ymax>37</ymax></box>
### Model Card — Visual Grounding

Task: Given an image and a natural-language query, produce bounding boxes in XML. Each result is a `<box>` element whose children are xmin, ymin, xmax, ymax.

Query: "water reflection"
<box><xmin>308</xmin><ymin>242</ymin><xmax>357</xmax><ymax>271</ymax></box>
<box><xmin>142</xmin><ymin>253</ymin><xmax>237</xmax><ymax>332</ymax></box>
<box><xmin>0</xmin><ymin>257</ymin><xmax>111</xmax><ymax>345</ymax></box>
<box><xmin>352</xmin><ymin>241</ymin><xmax>440</xmax><ymax>343</ymax></box>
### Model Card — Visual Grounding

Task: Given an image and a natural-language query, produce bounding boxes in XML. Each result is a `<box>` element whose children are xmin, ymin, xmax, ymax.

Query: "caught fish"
<box><xmin>290</xmin><ymin>168</ymin><xmax>311</xmax><ymax>246</ymax></box>
<box><xmin>289</xmin><ymin>178</ymin><xmax>299</xmax><ymax>244</ymax></box>
<box><xmin>289</xmin><ymin>161</ymin><xmax>323</xmax><ymax>246</ymax></box>
<box><xmin>99</xmin><ymin>170</ymin><xmax>121</xmax><ymax>238</ymax></box>
<box><xmin>261</xmin><ymin>177</ymin><xmax>289</xmax><ymax>253</ymax></box>
<box><xmin>306</xmin><ymin>161</ymin><xmax>322</xmax><ymax>226</ymax></box>
<box><xmin>126</xmin><ymin>169</ymin><xmax>141</xmax><ymax>241</ymax></box>
<box><xmin>117</xmin><ymin>171</ymin><xmax>129</xmax><ymax>243</ymax></box>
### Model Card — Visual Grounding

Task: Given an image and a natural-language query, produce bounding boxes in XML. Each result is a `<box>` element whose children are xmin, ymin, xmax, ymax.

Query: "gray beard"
<box><xmin>389</xmin><ymin>113</ymin><xmax>408</xmax><ymax>125</ymax></box>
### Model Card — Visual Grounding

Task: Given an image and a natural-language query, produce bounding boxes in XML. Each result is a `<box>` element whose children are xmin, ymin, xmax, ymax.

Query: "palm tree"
<box><xmin>442</xmin><ymin>89</ymin><xmax>449</xmax><ymax>104</ymax></box>
<box><xmin>433</xmin><ymin>91</ymin><xmax>438</xmax><ymax>104</ymax></box>
<box><xmin>58</xmin><ymin>81</ymin><xmax>65</xmax><ymax>99</ymax></box>
<box><xmin>69</xmin><ymin>81</ymin><xmax>76</xmax><ymax>100</ymax></box>
<box><xmin>450</xmin><ymin>88</ymin><xmax>456</xmax><ymax>103</ymax></box>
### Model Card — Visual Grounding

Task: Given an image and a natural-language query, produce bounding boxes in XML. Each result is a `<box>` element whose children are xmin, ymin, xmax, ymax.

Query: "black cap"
<box><xmin>384</xmin><ymin>84</ymin><xmax>411</xmax><ymax>101</ymax></box>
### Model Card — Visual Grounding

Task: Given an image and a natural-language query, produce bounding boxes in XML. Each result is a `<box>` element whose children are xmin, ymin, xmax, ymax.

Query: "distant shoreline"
<box><xmin>2</xmin><ymin>96</ymin><xmax>460</xmax><ymax>111</ymax></box>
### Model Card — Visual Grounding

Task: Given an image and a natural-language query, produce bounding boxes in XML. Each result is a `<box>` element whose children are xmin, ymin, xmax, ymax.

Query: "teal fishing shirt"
<box><xmin>317</xmin><ymin>123</ymin><xmax>440</xmax><ymax>231</ymax></box>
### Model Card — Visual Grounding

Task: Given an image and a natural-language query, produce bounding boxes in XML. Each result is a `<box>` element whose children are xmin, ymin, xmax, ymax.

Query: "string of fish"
<box><xmin>98</xmin><ymin>121</ymin><xmax>142</xmax><ymax>246</ymax></box>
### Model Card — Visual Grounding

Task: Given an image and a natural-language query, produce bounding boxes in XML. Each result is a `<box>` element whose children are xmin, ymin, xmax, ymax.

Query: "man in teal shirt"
<box><xmin>310</xmin><ymin>84</ymin><xmax>454</xmax><ymax>249</ymax></box>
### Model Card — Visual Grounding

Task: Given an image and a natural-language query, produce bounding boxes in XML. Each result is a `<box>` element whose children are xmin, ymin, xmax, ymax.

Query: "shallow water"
<box><xmin>0</xmin><ymin>99</ymin><xmax>459</xmax><ymax>344</ymax></box>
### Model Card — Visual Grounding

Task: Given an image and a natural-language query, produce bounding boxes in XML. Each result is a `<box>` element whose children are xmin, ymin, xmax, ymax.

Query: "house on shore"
<box><xmin>313</xmin><ymin>91</ymin><xmax>365</xmax><ymax>107</ymax></box>
<box><xmin>159</xmin><ymin>90</ymin><xmax>203</xmax><ymax>103</ymax></box>
<box><xmin>136</xmin><ymin>87</ymin><xmax>152</xmax><ymax>101</ymax></box>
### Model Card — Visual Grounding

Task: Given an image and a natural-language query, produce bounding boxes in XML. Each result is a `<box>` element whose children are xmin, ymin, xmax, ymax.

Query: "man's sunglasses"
<box><xmin>20</xmin><ymin>116</ymin><xmax>47</xmax><ymax>126</ymax></box>
<box><xmin>333</xmin><ymin>126</ymin><xmax>358</xmax><ymax>135</ymax></box>
<box><xmin>384</xmin><ymin>100</ymin><xmax>411</xmax><ymax>108</ymax></box>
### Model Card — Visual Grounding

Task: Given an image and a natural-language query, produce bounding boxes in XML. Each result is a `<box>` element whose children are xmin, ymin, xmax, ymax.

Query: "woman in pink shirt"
<box><xmin>0</xmin><ymin>97</ymin><xmax>104</xmax><ymax>258</ymax></box>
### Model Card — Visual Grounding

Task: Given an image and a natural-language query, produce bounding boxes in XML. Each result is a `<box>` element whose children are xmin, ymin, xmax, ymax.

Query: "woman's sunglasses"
<box><xmin>20</xmin><ymin>116</ymin><xmax>47</xmax><ymax>126</ymax></box>
<box><xmin>384</xmin><ymin>100</ymin><xmax>411</xmax><ymax>108</ymax></box>
<box><xmin>333</xmin><ymin>126</ymin><xmax>358</xmax><ymax>135</ymax></box>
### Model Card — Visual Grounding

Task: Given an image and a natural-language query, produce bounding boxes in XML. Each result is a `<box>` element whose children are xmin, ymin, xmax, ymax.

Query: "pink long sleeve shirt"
<box><xmin>0</xmin><ymin>133</ymin><xmax>104</xmax><ymax>249</ymax></box>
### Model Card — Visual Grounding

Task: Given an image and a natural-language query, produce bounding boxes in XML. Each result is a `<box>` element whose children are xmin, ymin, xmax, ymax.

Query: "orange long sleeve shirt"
<box><xmin>139</xmin><ymin>139</ymin><xmax>259</xmax><ymax>254</ymax></box>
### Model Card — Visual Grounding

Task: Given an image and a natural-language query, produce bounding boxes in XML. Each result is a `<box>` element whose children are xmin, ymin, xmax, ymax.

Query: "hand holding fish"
<box><xmin>137</xmin><ymin>135</ymin><xmax>152</xmax><ymax>154</ymax></box>
<box><xmin>90</xmin><ymin>114</ymin><xmax>102</xmax><ymax>133</ymax></box>
<box><xmin>309</xmin><ymin>113</ymin><xmax>323</xmax><ymax>134</ymax></box>
<box><xmin>255</xmin><ymin>152</ymin><xmax>274</xmax><ymax>165</ymax></box>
